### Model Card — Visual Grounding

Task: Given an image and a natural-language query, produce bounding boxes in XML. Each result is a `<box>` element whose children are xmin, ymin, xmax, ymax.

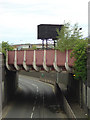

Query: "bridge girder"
<box><xmin>6</xmin><ymin>50</ymin><xmax>74</xmax><ymax>73</ymax></box>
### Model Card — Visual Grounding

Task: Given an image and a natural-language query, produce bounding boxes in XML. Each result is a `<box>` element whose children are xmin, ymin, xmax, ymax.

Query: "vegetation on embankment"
<box><xmin>56</xmin><ymin>22</ymin><xmax>88</xmax><ymax>82</ymax></box>
<box><xmin>1</xmin><ymin>41</ymin><xmax>14</xmax><ymax>56</ymax></box>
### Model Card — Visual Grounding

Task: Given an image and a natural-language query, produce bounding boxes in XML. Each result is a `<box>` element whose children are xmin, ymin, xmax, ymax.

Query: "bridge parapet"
<box><xmin>6</xmin><ymin>50</ymin><xmax>75</xmax><ymax>72</ymax></box>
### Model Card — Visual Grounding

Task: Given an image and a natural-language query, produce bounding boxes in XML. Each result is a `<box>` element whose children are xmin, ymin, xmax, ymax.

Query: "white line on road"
<box><xmin>37</xmin><ymin>86</ymin><xmax>38</xmax><ymax>92</ymax></box>
<box><xmin>31</xmin><ymin>78</ymin><xmax>55</xmax><ymax>94</ymax></box>
<box><xmin>33</xmin><ymin>106</ymin><xmax>35</xmax><ymax>111</ymax></box>
<box><xmin>32</xmin><ymin>84</ymin><xmax>38</xmax><ymax>87</ymax></box>
<box><xmin>31</xmin><ymin>83</ymin><xmax>39</xmax><ymax>93</ymax></box>
<box><xmin>32</xmin><ymin>84</ymin><xmax>39</xmax><ymax>93</ymax></box>
<box><xmin>30</xmin><ymin>112</ymin><xmax>33</xmax><ymax>118</ymax></box>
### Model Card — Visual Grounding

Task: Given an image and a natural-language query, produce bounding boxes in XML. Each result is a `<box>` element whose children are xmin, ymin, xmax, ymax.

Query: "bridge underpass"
<box><xmin>2</xmin><ymin>49</ymin><xmax>76</xmax><ymax>119</ymax></box>
<box><xmin>3</xmin><ymin>74</ymin><xmax>68</xmax><ymax>118</ymax></box>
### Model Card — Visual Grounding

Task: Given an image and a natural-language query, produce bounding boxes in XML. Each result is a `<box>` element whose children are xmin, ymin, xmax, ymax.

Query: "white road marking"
<box><xmin>31</xmin><ymin>83</ymin><xmax>39</xmax><ymax>93</ymax></box>
<box><xmin>19</xmin><ymin>75</ymin><xmax>55</xmax><ymax>94</ymax></box>
<box><xmin>32</xmin><ymin>84</ymin><xmax>37</xmax><ymax>87</ymax></box>
<box><xmin>33</xmin><ymin>106</ymin><xmax>35</xmax><ymax>111</ymax></box>
<box><xmin>30</xmin><ymin>78</ymin><xmax>55</xmax><ymax>94</ymax></box>
<box><xmin>37</xmin><ymin>86</ymin><xmax>38</xmax><ymax>92</ymax></box>
<box><xmin>30</xmin><ymin>112</ymin><xmax>33</xmax><ymax>118</ymax></box>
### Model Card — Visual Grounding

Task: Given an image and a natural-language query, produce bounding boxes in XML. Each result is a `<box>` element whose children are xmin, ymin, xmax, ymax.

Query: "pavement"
<box><xmin>69</xmin><ymin>102</ymin><xmax>88</xmax><ymax>119</ymax></box>
<box><xmin>58</xmin><ymin>82</ymin><xmax>88</xmax><ymax>119</ymax></box>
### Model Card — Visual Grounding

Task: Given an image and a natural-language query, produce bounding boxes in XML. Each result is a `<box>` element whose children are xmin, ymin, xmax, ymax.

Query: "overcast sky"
<box><xmin>0</xmin><ymin>0</ymin><xmax>89</xmax><ymax>44</ymax></box>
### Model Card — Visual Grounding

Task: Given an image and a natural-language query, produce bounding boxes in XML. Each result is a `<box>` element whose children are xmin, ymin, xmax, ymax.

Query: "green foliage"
<box><xmin>71</xmin><ymin>39</ymin><xmax>88</xmax><ymax>82</ymax></box>
<box><xmin>2</xmin><ymin>41</ymin><xmax>14</xmax><ymax>57</ymax></box>
<box><xmin>56</xmin><ymin>22</ymin><xmax>88</xmax><ymax>82</ymax></box>
<box><xmin>56</xmin><ymin>22</ymin><xmax>83</xmax><ymax>51</ymax></box>
<box><xmin>0</xmin><ymin>43</ymin><xmax>2</xmax><ymax>52</ymax></box>
<box><xmin>31</xmin><ymin>45</ymin><xmax>37</xmax><ymax>50</ymax></box>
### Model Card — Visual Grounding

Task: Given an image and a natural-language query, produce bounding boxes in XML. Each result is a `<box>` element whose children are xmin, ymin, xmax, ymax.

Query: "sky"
<box><xmin>0</xmin><ymin>0</ymin><xmax>89</xmax><ymax>44</ymax></box>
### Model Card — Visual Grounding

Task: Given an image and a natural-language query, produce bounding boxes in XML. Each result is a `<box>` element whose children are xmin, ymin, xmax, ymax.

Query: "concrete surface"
<box><xmin>2</xmin><ymin>75</ymin><xmax>67</xmax><ymax>119</ymax></box>
<box><xmin>70</xmin><ymin>102</ymin><xmax>88</xmax><ymax>119</ymax></box>
<box><xmin>58</xmin><ymin>82</ymin><xmax>88</xmax><ymax>119</ymax></box>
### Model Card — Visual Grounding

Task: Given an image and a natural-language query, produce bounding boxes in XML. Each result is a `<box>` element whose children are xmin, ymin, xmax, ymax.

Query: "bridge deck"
<box><xmin>6</xmin><ymin>50</ymin><xmax>75</xmax><ymax>72</ymax></box>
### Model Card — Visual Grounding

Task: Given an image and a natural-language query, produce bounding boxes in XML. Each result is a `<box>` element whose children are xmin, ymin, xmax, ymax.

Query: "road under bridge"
<box><xmin>1</xmin><ymin>49</ymin><xmax>89</xmax><ymax>119</ymax></box>
<box><xmin>3</xmin><ymin>75</ymin><xmax>68</xmax><ymax>118</ymax></box>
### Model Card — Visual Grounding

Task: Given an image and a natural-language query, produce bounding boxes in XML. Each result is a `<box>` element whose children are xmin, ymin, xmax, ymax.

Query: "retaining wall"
<box><xmin>55</xmin><ymin>84</ymin><xmax>76</xmax><ymax>119</ymax></box>
<box><xmin>19</xmin><ymin>70</ymin><xmax>77</xmax><ymax>118</ymax></box>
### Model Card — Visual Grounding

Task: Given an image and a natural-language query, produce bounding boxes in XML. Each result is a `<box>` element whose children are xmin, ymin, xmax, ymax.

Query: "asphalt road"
<box><xmin>3</xmin><ymin>75</ymin><xmax>67</xmax><ymax>119</ymax></box>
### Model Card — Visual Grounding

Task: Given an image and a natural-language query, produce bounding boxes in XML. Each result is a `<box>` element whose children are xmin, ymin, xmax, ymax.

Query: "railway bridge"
<box><xmin>4</xmin><ymin>49</ymin><xmax>75</xmax><ymax>101</ymax></box>
<box><xmin>6</xmin><ymin>49</ymin><xmax>74</xmax><ymax>72</ymax></box>
<box><xmin>1</xmin><ymin>49</ymin><xmax>77</xmax><ymax>118</ymax></box>
<box><xmin>1</xmin><ymin>48</ymin><xmax>89</xmax><ymax>118</ymax></box>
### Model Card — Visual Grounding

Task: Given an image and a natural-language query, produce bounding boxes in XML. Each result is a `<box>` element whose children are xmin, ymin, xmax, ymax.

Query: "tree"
<box><xmin>56</xmin><ymin>22</ymin><xmax>88</xmax><ymax>82</ymax></box>
<box><xmin>31</xmin><ymin>45</ymin><xmax>37</xmax><ymax>50</ymax></box>
<box><xmin>2</xmin><ymin>41</ymin><xmax>14</xmax><ymax>57</ymax></box>
<box><xmin>56</xmin><ymin>22</ymin><xmax>83</xmax><ymax>51</ymax></box>
<box><xmin>71</xmin><ymin>38</ymin><xmax>88</xmax><ymax>82</ymax></box>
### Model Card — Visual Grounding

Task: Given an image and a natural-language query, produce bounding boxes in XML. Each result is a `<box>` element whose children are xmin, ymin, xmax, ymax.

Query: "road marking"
<box><xmin>47</xmin><ymin>84</ymin><xmax>55</xmax><ymax>94</ymax></box>
<box><xmin>32</xmin><ymin>83</ymin><xmax>39</xmax><ymax>93</ymax></box>
<box><xmin>33</xmin><ymin>106</ymin><xmax>35</xmax><ymax>111</ymax></box>
<box><xmin>30</xmin><ymin>112</ymin><xmax>33</xmax><ymax>118</ymax></box>
<box><xmin>32</xmin><ymin>83</ymin><xmax>37</xmax><ymax>87</ymax></box>
<box><xmin>20</xmin><ymin>75</ymin><xmax>55</xmax><ymax>95</ymax></box>
<box><xmin>32</xmin><ymin>78</ymin><xmax>55</xmax><ymax>94</ymax></box>
<box><xmin>37</xmin><ymin>86</ymin><xmax>38</xmax><ymax>92</ymax></box>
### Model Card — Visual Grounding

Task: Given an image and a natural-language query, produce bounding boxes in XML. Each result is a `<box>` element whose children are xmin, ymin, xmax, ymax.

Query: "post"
<box><xmin>46</xmin><ymin>39</ymin><xmax>48</xmax><ymax>49</ymax></box>
<box><xmin>42</xmin><ymin>40</ymin><xmax>44</xmax><ymax>49</ymax></box>
<box><xmin>87</xmin><ymin>1</ymin><xmax>90</xmax><ymax>117</ymax></box>
<box><xmin>0</xmin><ymin>53</ymin><xmax>2</xmax><ymax>119</ymax></box>
<box><xmin>54</xmin><ymin>40</ymin><xmax>55</xmax><ymax>48</ymax></box>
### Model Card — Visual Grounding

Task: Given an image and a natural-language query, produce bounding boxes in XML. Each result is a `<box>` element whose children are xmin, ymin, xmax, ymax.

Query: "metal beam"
<box><xmin>53</xmin><ymin>50</ymin><xmax>62</xmax><ymax>72</ymax></box>
<box><xmin>43</xmin><ymin>50</ymin><xmax>49</xmax><ymax>72</ymax></box>
<box><xmin>6</xmin><ymin>51</ymin><xmax>11</xmax><ymax>70</ymax></box>
<box><xmin>23</xmin><ymin>50</ymin><xmax>29</xmax><ymax>71</ymax></box>
<box><xmin>65</xmin><ymin>50</ymin><xmax>72</xmax><ymax>72</ymax></box>
<box><xmin>14</xmin><ymin>50</ymin><xmax>20</xmax><ymax>71</ymax></box>
<box><xmin>33</xmin><ymin>50</ymin><xmax>39</xmax><ymax>71</ymax></box>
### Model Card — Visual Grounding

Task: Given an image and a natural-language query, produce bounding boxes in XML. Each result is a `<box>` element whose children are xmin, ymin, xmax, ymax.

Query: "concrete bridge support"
<box><xmin>4</xmin><ymin>69</ymin><xmax>18</xmax><ymax>103</ymax></box>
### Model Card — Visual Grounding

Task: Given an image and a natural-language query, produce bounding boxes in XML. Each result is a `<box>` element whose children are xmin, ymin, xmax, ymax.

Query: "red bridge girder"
<box><xmin>6</xmin><ymin>50</ymin><xmax>75</xmax><ymax>72</ymax></box>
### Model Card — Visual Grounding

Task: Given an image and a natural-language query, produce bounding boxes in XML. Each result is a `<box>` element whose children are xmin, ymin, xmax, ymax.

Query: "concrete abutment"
<box><xmin>4</xmin><ymin>69</ymin><xmax>18</xmax><ymax>102</ymax></box>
